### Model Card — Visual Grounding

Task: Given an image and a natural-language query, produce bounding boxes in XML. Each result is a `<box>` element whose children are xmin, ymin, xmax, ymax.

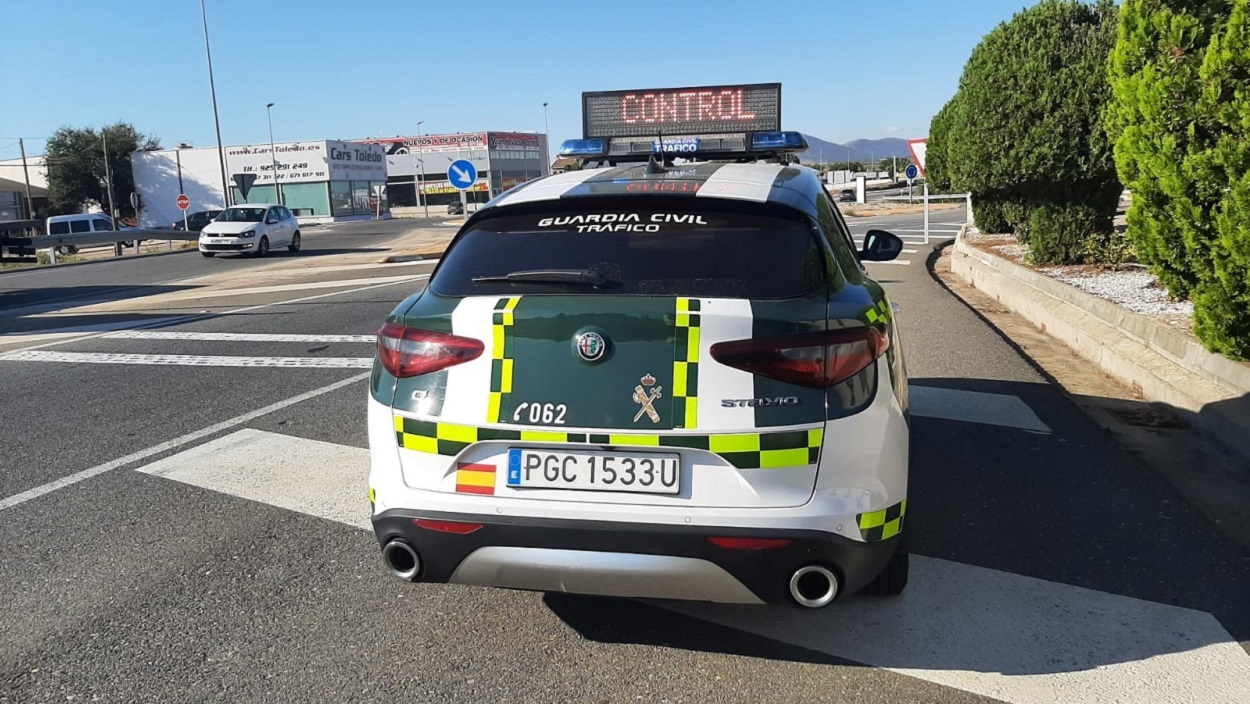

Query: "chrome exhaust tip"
<box><xmin>789</xmin><ymin>565</ymin><xmax>839</xmax><ymax>608</ymax></box>
<box><xmin>381</xmin><ymin>539</ymin><xmax>422</xmax><ymax>582</ymax></box>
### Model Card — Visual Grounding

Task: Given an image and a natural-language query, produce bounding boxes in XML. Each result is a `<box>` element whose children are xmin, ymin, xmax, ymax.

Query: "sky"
<box><xmin>0</xmin><ymin>0</ymin><xmax>1032</xmax><ymax>160</ymax></box>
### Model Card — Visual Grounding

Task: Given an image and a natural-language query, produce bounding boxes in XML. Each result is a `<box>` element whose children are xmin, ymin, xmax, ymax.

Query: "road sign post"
<box><xmin>177</xmin><ymin>193</ymin><xmax>190</xmax><ymax>249</ymax></box>
<box><xmin>907</xmin><ymin>140</ymin><xmax>930</xmax><ymax>240</ymax></box>
<box><xmin>448</xmin><ymin>158</ymin><xmax>477</xmax><ymax>217</ymax></box>
<box><xmin>904</xmin><ymin>164</ymin><xmax>919</xmax><ymax>205</ymax></box>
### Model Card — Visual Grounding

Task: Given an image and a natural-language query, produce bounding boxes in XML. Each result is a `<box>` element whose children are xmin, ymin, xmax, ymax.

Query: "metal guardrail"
<box><xmin>0</xmin><ymin>227</ymin><xmax>198</xmax><ymax>264</ymax></box>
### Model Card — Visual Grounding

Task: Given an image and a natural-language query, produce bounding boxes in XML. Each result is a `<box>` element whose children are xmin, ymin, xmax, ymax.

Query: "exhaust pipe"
<box><xmin>381</xmin><ymin>539</ymin><xmax>422</xmax><ymax>581</ymax></box>
<box><xmin>789</xmin><ymin>565</ymin><xmax>839</xmax><ymax>608</ymax></box>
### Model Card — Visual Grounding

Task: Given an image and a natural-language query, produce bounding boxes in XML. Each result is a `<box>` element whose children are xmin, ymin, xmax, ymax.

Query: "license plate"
<box><xmin>211</xmin><ymin>239</ymin><xmax>228</xmax><ymax>244</ymax></box>
<box><xmin>507</xmin><ymin>448</ymin><xmax>680</xmax><ymax>494</ymax></box>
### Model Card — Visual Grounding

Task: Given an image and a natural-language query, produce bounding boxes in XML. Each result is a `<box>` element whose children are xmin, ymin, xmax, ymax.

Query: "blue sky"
<box><xmin>0</xmin><ymin>0</ymin><xmax>1031</xmax><ymax>158</ymax></box>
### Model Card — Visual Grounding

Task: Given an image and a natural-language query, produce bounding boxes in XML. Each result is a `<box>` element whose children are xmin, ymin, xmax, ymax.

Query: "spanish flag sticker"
<box><xmin>455</xmin><ymin>462</ymin><xmax>496</xmax><ymax>495</ymax></box>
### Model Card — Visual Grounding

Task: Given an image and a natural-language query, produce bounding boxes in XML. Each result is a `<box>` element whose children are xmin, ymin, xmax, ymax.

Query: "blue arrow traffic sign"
<box><xmin>448</xmin><ymin>159</ymin><xmax>478</xmax><ymax>191</ymax></box>
<box><xmin>904</xmin><ymin>164</ymin><xmax>920</xmax><ymax>181</ymax></box>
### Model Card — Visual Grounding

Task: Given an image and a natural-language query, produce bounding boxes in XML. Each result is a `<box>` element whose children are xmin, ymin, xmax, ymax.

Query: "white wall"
<box><xmin>0</xmin><ymin>156</ymin><xmax>48</xmax><ymax>189</ymax></box>
<box><xmin>132</xmin><ymin>148</ymin><xmax>228</xmax><ymax>228</ymax></box>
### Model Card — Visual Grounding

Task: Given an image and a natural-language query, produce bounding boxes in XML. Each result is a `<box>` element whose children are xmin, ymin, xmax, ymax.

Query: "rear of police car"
<box><xmin>368</xmin><ymin>84</ymin><xmax>909</xmax><ymax>608</ymax></box>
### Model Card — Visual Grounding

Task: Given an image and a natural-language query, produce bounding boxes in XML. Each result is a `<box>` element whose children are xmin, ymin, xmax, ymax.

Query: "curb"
<box><xmin>949</xmin><ymin>230</ymin><xmax>1250</xmax><ymax>465</ymax></box>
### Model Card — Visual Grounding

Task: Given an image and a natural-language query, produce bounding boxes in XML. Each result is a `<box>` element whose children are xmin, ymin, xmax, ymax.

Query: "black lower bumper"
<box><xmin>371</xmin><ymin>509</ymin><xmax>900</xmax><ymax>605</ymax></box>
<box><xmin>200</xmin><ymin>243</ymin><xmax>252</xmax><ymax>251</ymax></box>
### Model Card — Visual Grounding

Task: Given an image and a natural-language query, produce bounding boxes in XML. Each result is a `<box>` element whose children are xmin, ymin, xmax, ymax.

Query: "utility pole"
<box><xmin>417</xmin><ymin>120</ymin><xmax>428</xmax><ymax>219</ymax></box>
<box><xmin>266</xmin><ymin>102</ymin><xmax>280</xmax><ymax>204</ymax></box>
<box><xmin>542</xmin><ymin>102</ymin><xmax>550</xmax><ymax>175</ymax></box>
<box><xmin>102</xmin><ymin>128</ymin><xmax>121</xmax><ymax>256</ymax></box>
<box><xmin>18</xmin><ymin>138</ymin><xmax>33</xmax><ymax>221</ymax></box>
<box><xmin>201</xmin><ymin>0</ymin><xmax>230</xmax><ymax>207</ymax></box>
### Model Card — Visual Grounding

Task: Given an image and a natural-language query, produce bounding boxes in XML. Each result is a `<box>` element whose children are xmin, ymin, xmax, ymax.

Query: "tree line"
<box><xmin>927</xmin><ymin>0</ymin><xmax>1250</xmax><ymax>359</ymax></box>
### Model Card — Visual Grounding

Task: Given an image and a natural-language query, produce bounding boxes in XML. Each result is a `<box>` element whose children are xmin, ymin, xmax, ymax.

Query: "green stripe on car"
<box><xmin>394</xmin><ymin>415</ymin><xmax>823</xmax><ymax>470</ymax></box>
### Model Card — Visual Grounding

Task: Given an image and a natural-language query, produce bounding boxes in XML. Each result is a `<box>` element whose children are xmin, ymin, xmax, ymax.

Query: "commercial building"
<box><xmin>360</xmin><ymin>131</ymin><xmax>549</xmax><ymax>210</ymax></box>
<box><xmin>131</xmin><ymin>139</ymin><xmax>388</xmax><ymax>228</ymax></box>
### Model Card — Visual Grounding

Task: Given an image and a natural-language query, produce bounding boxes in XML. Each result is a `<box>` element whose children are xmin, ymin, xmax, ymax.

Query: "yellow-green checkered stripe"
<box><xmin>488</xmin><ymin>296</ymin><xmax>521</xmax><ymax>423</ymax></box>
<box><xmin>857</xmin><ymin>500</ymin><xmax>906</xmax><ymax>542</ymax></box>
<box><xmin>864</xmin><ymin>298</ymin><xmax>892</xmax><ymax>325</ymax></box>
<box><xmin>395</xmin><ymin>415</ymin><xmax>823</xmax><ymax>470</ymax></box>
<box><xmin>673</xmin><ymin>298</ymin><xmax>701</xmax><ymax>429</ymax></box>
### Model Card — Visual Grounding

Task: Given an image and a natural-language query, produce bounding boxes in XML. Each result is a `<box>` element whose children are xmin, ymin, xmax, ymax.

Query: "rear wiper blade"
<box><xmin>471</xmin><ymin>269</ymin><xmax>618</xmax><ymax>288</ymax></box>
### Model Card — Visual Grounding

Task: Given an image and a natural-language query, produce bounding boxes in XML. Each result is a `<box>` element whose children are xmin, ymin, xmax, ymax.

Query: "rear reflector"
<box><xmin>709</xmin><ymin>326</ymin><xmax>889</xmax><ymax>388</ymax></box>
<box><xmin>377</xmin><ymin>323</ymin><xmax>484</xmax><ymax>378</ymax></box>
<box><xmin>707</xmin><ymin>537</ymin><xmax>792</xmax><ymax>550</ymax></box>
<box><xmin>413</xmin><ymin>519</ymin><xmax>484</xmax><ymax>535</ymax></box>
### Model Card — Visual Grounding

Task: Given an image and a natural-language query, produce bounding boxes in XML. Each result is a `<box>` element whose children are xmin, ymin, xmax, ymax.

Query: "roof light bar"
<box><xmin>558</xmin><ymin>139</ymin><xmax>607</xmax><ymax>158</ymax></box>
<box><xmin>750</xmin><ymin>131</ymin><xmax>808</xmax><ymax>152</ymax></box>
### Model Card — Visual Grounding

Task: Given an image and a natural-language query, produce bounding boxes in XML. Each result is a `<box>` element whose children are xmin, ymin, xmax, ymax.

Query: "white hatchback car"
<box><xmin>199</xmin><ymin>204</ymin><xmax>300</xmax><ymax>257</ymax></box>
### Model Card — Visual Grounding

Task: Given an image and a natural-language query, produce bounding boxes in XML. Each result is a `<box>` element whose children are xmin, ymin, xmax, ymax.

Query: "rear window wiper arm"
<box><xmin>471</xmin><ymin>269</ymin><xmax>618</xmax><ymax>288</ymax></box>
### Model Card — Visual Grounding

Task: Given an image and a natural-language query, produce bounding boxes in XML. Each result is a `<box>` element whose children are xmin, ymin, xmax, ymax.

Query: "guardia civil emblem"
<box><xmin>575</xmin><ymin>331</ymin><xmax>607</xmax><ymax>362</ymax></box>
<box><xmin>633</xmin><ymin>374</ymin><xmax>663</xmax><ymax>424</ymax></box>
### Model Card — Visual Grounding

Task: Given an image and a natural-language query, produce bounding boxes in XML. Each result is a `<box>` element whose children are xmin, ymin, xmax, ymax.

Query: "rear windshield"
<box><xmin>431</xmin><ymin>205</ymin><xmax>826</xmax><ymax>299</ymax></box>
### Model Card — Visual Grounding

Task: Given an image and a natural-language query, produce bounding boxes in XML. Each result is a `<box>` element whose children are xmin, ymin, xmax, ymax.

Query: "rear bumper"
<box><xmin>371</xmin><ymin>509</ymin><xmax>899</xmax><ymax>605</ymax></box>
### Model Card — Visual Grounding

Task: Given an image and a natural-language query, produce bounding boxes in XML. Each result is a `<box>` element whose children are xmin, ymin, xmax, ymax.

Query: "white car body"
<box><xmin>198</xmin><ymin>204</ymin><xmax>299</xmax><ymax>256</ymax></box>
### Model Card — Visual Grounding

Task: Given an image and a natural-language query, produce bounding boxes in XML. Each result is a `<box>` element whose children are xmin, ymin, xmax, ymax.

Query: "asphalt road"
<box><xmin>2</xmin><ymin>207</ymin><xmax>1247</xmax><ymax>703</ymax></box>
<box><xmin>0</xmin><ymin>217</ymin><xmax>447</xmax><ymax>316</ymax></box>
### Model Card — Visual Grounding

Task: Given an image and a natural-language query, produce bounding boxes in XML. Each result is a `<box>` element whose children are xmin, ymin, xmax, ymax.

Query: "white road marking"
<box><xmin>889</xmin><ymin>228</ymin><xmax>962</xmax><ymax>234</ymax></box>
<box><xmin>106</xmin><ymin>331</ymin><xmax>374</xmax><ymax>343</ymax></box>
<box><xmin>4</xmin><ymin>276</ymin><xmax>427</xmax><ymax>353</ymax></box>
<box><xmin>864</xmin><ymin>259</ymin><xmax>912</xmax><ymax>266</ymax></box>
<box><xmin>666</xmin><ymin>559</ymin><xmax>1250</xmax><ymax>704</ymax></box>
<box><xmin>133</xmin><ymin>428</ymin><xmax>1250</xmax><ymax>704</ymax></box>
<box><xmin>0</xmin><ymin>317</ymin><xmax>188</xmax><ymax>343</ymax></box>
<box><xmin>0</xmin><ymin>351</ymin><xmax>372</xmax><ymax>368</ymax></box>
<box><xmin>0</xmin><ymin>372</ymin><xmax>369</xmax><ymax>513</ymax></box>
<box><xmin>910</xmin><ymin>385</ymin><xmax>1050</xmax><ymax>433</ymax></box>
<box><xmin>138</xmin><ymin>274</ymin><xmax>426</xmax><ymax>301</ymax></box>
<box><xmin>136</xmin><ymin>429</ymin><xmax>370</xmax><ymax>530</ymax></box>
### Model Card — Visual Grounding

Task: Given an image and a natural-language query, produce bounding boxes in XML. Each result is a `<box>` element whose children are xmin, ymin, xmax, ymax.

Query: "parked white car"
<box><xmin>198</xmin><ymin>204</ymin><xmax>300</xmax><ymax>258</ymax></box>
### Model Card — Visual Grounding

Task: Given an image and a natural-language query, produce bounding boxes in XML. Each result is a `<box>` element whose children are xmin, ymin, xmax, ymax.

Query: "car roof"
<box><xmin>482</xmin><ymin>161</ymin><xmax>826</xmax><ymax>219</ymax></box>
<box><xmin>47</xmin><ymin>213</ymin><xmax>109</xmax><ymax>222</ymax></box>
<box><xmin>225</xmin><ymin>204</ymin><xmax>278</xmax><ymax>208</ymax></box>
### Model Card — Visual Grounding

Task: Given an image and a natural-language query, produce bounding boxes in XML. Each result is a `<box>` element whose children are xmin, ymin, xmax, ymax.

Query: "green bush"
<box><xmin>934</xmin><ymin>0</ymin><xmax>1122</xmax><ymax>263</ymax></box>
<box><xmin>973</xmin><ymin>200</ymin><xmax>1010</xmax><ymax>233</ymax></box>
<box><xmin>1106</xmin><ymin>0</ymin><xmax>1250</xmax><ymax>358</ymax></box>
<box><xmin>1078</xmin><ymin>230</ymin><xmax>1136</xmax><ymax>269</ymax></box>
<box><xmin>1026</xmin><ymin>203</ymin><xmax>1107</xmax><ymax>265</ymax></box>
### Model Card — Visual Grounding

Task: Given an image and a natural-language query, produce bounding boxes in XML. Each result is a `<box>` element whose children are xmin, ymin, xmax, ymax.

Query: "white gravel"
<box><xmin>1039</xmin><ymin>266</ymin><xmax>1194</xmax><ymax>317</ymax></box>
<box><xmin>991</xmin><ymin>244</ymin><xmax>1030</xmax><ymax>259</ymax></box>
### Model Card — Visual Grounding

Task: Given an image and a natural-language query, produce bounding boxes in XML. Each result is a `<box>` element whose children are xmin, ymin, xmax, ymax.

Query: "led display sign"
<box><xmin>583</xmin><ymin>83</ymin><xmax>781</xmax><ymax>138</ymax></box>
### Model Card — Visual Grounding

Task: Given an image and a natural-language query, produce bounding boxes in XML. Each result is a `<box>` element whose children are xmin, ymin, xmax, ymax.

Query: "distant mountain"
<box><xmin>796</xmin><ymin>135</ymin><xmax>912</xmax><ymax>164</ymax></box>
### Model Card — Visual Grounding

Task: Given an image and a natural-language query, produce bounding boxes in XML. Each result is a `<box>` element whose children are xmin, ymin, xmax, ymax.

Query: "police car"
<box><xmin>368</xmin><ymin>84</ymin><xmax>909</xmax><ymax>607</ymax></box>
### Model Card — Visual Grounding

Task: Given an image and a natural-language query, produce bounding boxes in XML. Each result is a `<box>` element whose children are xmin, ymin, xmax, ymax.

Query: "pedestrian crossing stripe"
<box><xmin>393</xmin><ymin>415</ymin><xmax>822</xmax><ymax>470</ymax></box>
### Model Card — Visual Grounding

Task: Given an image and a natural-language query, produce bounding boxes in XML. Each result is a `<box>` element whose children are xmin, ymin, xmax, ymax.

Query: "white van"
<box><xmin>44</xmin><ymin>214</ymin><xmax>134</xmax><ymax>254</ymax></box>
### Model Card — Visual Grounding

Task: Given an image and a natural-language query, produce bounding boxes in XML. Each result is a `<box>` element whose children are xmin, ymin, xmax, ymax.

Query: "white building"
<box><xmin>131</xmin><ymin>140</ymin><xmax>388</xmax><ymax>228</ymax></box>
<box><xmin>0</xmin><ymin>156</ymin><xmax>48</xmax><ymax>191</ymax></box>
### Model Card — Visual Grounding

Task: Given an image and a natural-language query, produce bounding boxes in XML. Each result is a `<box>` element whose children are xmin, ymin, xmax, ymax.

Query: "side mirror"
<box><xmin>861</xmin><ymin>229</ymin><xmax>904</xmax><ymax>262</ymax></box>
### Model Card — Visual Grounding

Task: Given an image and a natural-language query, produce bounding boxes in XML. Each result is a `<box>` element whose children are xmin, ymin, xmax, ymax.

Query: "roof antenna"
<box><xmin>646</xmin><ymin>131</ymin><xmax>667</xmax><ymax>174</ymax></box>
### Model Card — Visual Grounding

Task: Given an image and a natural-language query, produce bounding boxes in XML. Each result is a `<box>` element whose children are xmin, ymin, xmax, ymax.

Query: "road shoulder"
<box><xmin>931</xmin><ymin>243</ymin><xmax>1250</xmax><ymax>553</ymax></box>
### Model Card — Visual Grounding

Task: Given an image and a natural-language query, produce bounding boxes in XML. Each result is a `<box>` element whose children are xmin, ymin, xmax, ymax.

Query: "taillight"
<box><xmin>413</xmin><ymin>518</ymin><xmax>483</xmax><ymax>535</ymax></box>
<box><xmin>376</xmin><ymin>323</ymin><xmax>484</xmax><ymax>378</ymax></box>
<box><xmin>709</xmin><ymin>327</ymin><xmax>890</xmax><ymax>388</ymax></box>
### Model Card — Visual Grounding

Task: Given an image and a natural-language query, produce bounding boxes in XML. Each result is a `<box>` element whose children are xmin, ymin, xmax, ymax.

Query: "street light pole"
<box><xmin>200</xmin><ymin>0</ymin><xmax>230</xmax><ymax>207</ymax></box>
<box><xmin>542</xmin><ymin>102</ymin><xmax>550</xmax><ymax>175</ymax></box>
<box><xmin>417</xmin><ymin>120</ymin><xmax>428</xmax><ymax>219</ymax></box>
<box><xmin>266</xmin><ymin>102</ymin><xmax>280</xmax><ymax>205</ymax></box>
